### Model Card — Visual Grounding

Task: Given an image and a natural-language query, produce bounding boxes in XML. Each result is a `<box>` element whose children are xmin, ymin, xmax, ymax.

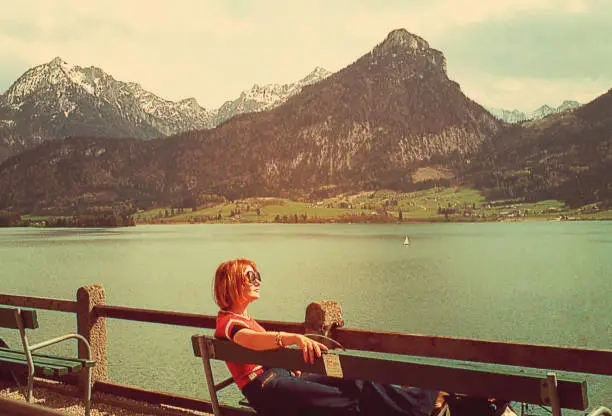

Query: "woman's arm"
<box><xmin>233</xmin><ymin>329</ymin><xmax>328</xmax><ymax>364</ymax></box>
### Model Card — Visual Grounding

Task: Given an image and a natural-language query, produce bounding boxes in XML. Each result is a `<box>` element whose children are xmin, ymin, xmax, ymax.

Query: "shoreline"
<box><xmin>134</xmin><ymin>215</ymin><xmax>612</xmax><ymax>225</ymax></box>
<box><xmin>2</xmin><ymin>215</ymin><xmax>612</xmax><ymax>229</ymax></box>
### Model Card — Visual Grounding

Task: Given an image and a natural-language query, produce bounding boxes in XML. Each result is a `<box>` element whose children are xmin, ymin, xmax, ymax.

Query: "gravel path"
<box><xmin>0</xmin><ymin>379</ymin><xmax>211</xmax><ymax>416</ymax></box>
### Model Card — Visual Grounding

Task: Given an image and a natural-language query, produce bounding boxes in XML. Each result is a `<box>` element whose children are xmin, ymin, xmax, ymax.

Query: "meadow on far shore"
<box><xmin>131</xmin><ymin>187</ymin><xmax>612</xmax><ymax>225</ymax></box>
<box><xmin>10</xmin><ymin>187</ymin><xmax>612</xmax><ymax>228</ymax></box>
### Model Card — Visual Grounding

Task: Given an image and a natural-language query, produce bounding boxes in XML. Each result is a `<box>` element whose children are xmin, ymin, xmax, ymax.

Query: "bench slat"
<box><xmin>334</xmin><ymin>328</ymin><xmax>612</xmax><ymax>377</ymax></box>
<box><xmin>0</xmin><ymin>347</ymin><xmax>95</xmax><ymax>368</ymax></box>
<box><xmin>0</xmin><ymin>305</ymin><xmax>38</xmax><ymax>329</ymax></box>
<box><xmin>0</xmin><ymin>348</ymin><xmax>84</xmax><ymax>376</ymax></box>
<box><xmin>0</xmin><ymin>355</ymin><xmax>75</xmax><ymax>376</ymax></box>
<box><xmin>193</xmin><ymin>335</ymin><xmax>588</xmax><ymax>411</ymax></box>
<box><xmin>0</xmin><ymin>347</ymin><xmax>86</xmax><ymax>368</ymax></box>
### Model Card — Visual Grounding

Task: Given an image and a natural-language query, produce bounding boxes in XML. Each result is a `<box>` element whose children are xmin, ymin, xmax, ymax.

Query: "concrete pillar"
<box><xmin>304</xmin><ymin>300</ymin><xmax>344</xmax><ymax>349</ymax></box>
<box><xmin>76</xmin><ymin>285</ymin><xmax>108</xmax><ymax>382</ymax></box>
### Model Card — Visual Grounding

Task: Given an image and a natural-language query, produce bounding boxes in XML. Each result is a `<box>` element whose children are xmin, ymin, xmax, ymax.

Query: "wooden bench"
<box><xmin>0</xmin><ymin>305</ymin><xmax>95</xmax><ymax>416</ymax></box>
<box><xmin>192</xmin><ymin>334</ymin><xmax>610</xmax><ymax>416</ymax></box>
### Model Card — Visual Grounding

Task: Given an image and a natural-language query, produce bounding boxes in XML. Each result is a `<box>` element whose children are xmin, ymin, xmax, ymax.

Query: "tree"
<box><xmin>398</xmin><ymin>208</ymin><xmax>403</xmax><ymax>221</ymax></box>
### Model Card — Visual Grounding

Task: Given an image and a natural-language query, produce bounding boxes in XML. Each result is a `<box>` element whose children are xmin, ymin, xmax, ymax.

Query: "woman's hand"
<box><xmin>287</xmin><ymin>334</ymin><xmax>328</xmax><ymax>364</ymax></box>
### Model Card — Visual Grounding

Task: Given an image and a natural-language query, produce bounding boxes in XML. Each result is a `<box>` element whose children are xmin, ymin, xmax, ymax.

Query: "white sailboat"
<box><xmin>403</xmin><ymin>235</ymin><xmax>410</xmax><ymax>246</ymax></box>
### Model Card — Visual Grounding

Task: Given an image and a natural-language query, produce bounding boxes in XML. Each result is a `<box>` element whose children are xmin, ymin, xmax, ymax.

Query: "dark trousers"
<box><xmin>242</xmin><ymin>368</ymin><xmax>438</xmax><ymax>416</ymax></box>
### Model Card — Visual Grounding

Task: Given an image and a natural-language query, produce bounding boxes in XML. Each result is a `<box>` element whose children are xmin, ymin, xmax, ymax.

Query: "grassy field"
<box><xmin>133</xmin><ymin>187</ymin><xmax>612</xmax><ymax>224</ymax></box>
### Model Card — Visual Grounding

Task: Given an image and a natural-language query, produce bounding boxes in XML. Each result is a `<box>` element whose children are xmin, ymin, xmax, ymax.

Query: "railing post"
<box><xmin>305</xmin><ymin>300</ymin><xmax>344</xmax><ymax>348</ymax></box>
<box><xmin>77</xmin><ymin>285</ymin><xmax>108</xmax><ymax>383</ymax></box>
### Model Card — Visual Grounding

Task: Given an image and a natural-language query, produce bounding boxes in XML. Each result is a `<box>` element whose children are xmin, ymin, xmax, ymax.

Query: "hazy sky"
<box><xmin>1</xmin><ymin>0</ymin><xmax>610</xmax><ymax>112</ymax></box>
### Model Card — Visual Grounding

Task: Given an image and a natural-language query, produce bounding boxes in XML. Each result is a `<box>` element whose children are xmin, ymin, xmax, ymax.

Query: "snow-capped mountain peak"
<box><xmin>6</xmin><ymin>57</ymin><xmax>105</xmax><ymax>104</ymax></box>
<box><xmin>213</xmin><ymin>66</ymin><xmax>331</xmax><ymax>125</ymax></box>
<box><xmin>486</xmin><ymin>100</ymin><xmax>582</xmax><ymax>123</ymax></box>
<box><xmin>0</xmin><ymin>58</ymin><xmax>334</xmax><ymax>162</ymax></box>
<box><xmin>2</xmin><ymin>56</ymin><xmax>217</xmax><ymax>142</ymax></box>
<box><xmin>300</xmin><ymin>66</ymin><xmax>333</xmax><ymax>84</ymax></box>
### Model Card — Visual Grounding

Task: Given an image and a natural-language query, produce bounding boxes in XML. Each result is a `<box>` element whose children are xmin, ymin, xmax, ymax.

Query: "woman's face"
<box><xmin>241</xmin><ymin>265</ymin><xmax>261</xmax><ymax>304</ymax></box>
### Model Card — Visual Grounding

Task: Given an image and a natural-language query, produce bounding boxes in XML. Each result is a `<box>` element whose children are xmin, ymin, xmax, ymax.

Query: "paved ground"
<box><xmin>0</xmin><ymin>379</ymin><xmax>210</xmax><ymax>416</ymax></box>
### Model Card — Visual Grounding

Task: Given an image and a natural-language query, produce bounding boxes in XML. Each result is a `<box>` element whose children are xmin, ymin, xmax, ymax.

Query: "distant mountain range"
<box><xmin>0</xmin><ymin>58</ymin><xmax>331</xmax><ymax>162</ymax></box>
<box><xmin>0</xmin><ymin>29</ymin><xmax>610</xmax><ymax>214</ymax></box>
<box><xmin>486</xmin><ymin>101</ymin><xmax>581</xmax><ymax>123</ymax></box>
<box><xmin>0</xmin><ymin>29</ymin><xmax>504</xmax><ymax>212</ymax></box>
<box><xmin>470</xmin><ymin>88</ymin><xmax>612</xmax><ymax>207</ymax></box>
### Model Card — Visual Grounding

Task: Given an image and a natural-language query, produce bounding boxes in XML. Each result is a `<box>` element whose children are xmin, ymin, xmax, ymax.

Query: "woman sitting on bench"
<box><xmin>213</xmin><ymin>258</ymin><xmax>439</xmax><ymax>416</ymax></box>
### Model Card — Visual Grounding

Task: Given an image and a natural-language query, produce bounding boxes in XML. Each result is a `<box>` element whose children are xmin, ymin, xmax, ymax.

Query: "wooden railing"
<box><xmin>94</xmin><ymin>303</ymin><xmax>612</xmax><ymax>376</ymax></box>
<box><xmin>0</xmin><ymin>293</ymin><xmax>77</xmax><ymax>313</ymax></box>
<box><xmin>1</xmin><ymin>290</ymin><xmax>611</xmax><ymax>415</ymax></box>
<box><xmin>0</xmin><ymin>397</ymin><xmax>66</xmax><ymax>416</ymax></box>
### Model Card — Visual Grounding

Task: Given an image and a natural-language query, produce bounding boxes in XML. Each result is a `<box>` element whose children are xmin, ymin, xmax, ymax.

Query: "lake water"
<box><xmin>0</xmin><ymin>223</ymin><xmax>610</xmax><ymax>409</ymax></box>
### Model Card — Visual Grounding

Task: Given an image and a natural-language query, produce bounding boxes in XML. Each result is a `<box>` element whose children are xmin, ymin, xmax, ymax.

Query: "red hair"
<box><xmin>213</xmin><ymin>258</ymin><xmax>257</xmax><ymax>310</ymax></box>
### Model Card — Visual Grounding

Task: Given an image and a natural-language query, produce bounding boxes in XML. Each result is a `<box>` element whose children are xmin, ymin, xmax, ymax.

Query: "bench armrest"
<box><xmin>588</xmin><ymin>407</ymin><xmax>612</xmax><ymax>416</ymax></box>
<box><xmin>29</xmin><ymin>333</ymin><xmax>92</xmax><ymax>361</ymax></box>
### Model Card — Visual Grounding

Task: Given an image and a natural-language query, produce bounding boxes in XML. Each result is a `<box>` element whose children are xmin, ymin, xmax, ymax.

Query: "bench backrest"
<box><xmin>0</xmin><ymin>305</ymin><xmax>39</xmax><ymax>330</ymax></box>
<box><xmin>192</xmin><ymin>334</ymin><xmax>589</xmax><ymax>411</ymax></box>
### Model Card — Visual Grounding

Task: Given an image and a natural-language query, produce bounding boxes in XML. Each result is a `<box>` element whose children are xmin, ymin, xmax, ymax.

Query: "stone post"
<box><xmin>304</xmin><ymin>300</ymin><xmax>344</xmax><ymax>349</ymax></box>
<box><xmin>76</xmin><ymin>285</ymin><xmax>108</xmax><ymax>383</ymax></box>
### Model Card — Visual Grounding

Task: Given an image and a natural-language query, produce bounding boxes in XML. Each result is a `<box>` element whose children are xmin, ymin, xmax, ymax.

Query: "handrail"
<box><xmin>0</xmin><ymin>293</ymin><xmax>77</xmax><ymax>313</ymax></box>
<box><xmin>588</xmin><ymin>407</ymin><xmax>612</xmax><ymax>416</ymax></box>
<box><xmin>93</xmin><ymin>304</ymin><xmax>217</xmax><ymax>328</ymax></box>
<box><xmin>30</xmin><ymin>333</ymin><xmax>92</xmax><ymax>359</ymax></box>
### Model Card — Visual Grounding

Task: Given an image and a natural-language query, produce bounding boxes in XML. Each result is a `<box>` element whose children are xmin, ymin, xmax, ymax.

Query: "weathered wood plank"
<box><xmin>0</xmin><ymin>294</ymin><xmax>77</xmax><ymax>313</ymax></box>
<box><xmin>194</xmin><ymin>335</ymin><xmax>589</xmax><ymax>410</ymax></box>
<box><xmin>94</xmin><ymin>305</ymin><xmax>217</xmax><ymax>328</ymax></box>
<box><xmin>333</xmin><ymin>328</ymin><xmax>612</xmax><ymax>376</ymax></box>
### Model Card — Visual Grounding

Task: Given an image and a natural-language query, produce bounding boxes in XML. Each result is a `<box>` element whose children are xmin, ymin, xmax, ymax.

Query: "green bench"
<box><xmin>192</xmin><ymin>334</ymin><xmax>610</xmax><ymax>416</ymax></box>
<box><xmin>0</xmin><ymin>305</ymin><xmax>95</xmax><ymax>416</ymax></box>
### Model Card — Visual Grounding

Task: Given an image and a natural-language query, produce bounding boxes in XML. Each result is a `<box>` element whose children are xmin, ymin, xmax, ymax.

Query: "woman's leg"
<box><xmin>242</xmin><ymin>368</ymin><xmax>359</xmax><ymax>416</ymax></box>
<box><xmin>358</xmin><ymin>382</ymin><xmax>438</xmax><ymax>416</ymax></box>
<box><xmin>299</xmin><ymin>373</ymin><xmax>362</xmax><ymax>398</ymax></box>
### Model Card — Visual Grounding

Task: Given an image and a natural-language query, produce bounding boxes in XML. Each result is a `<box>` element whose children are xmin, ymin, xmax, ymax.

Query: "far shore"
<box><xmin>133</xmin><ymin>215</ymin><xmax>611</xmax><ymax>226</ymax></box>
<box><xmin>5</xmin><ymin>188</ymin><xmax>612</xmax><ymax>228</ymax></box>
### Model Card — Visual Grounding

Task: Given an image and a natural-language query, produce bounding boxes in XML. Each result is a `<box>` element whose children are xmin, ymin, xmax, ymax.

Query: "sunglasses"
<box><xmin>245</xmin><ymin>270</ymin><xmax>262</xmax><ymax>284</ymax></box>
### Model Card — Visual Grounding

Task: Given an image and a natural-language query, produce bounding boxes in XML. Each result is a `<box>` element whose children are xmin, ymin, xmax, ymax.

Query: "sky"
<box><xmin>1</xmin><ymin>0</ymin><xmax>610</xmax><ymax>113</ymax></box>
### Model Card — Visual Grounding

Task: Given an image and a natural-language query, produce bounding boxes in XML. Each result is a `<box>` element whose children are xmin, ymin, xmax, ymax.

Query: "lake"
<box><xmin>0</xmin><ymin>223</ymin><xmax>610</xmax><ymax>408</ymax></box>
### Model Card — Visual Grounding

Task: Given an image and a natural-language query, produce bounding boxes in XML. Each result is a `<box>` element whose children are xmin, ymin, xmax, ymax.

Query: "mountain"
<box><xmin>0</xmin><ymin>29</ymin><xmax>504</xmax><ymax>213</ymax></box>
<box><xmin>486</xmin><ymin>100</ymin><xmax>582</xmax><ymax>123</ymax></box>
<box><xmin>0</xmin><ymin>58</ymin><xmax>332</xmax><ymax>163</ymax></box>
<box><xmin>468</xmin><ymin>91</ymin><xmax>612</xmax><ymax>207</ymax></box>
<box><xmin>1</xmin><ymin>56</ymin><xmax>218</xmax><ymax>135</ymax></box>
<box><xmin>213</xmin><ymin>67</ymin><xmax>332</xmax><ymax>125</ymax></box>
<box><xmin>0</xmin><ymin>57</ymin><xmax>216</xmax><ymax>160</ymax></box>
